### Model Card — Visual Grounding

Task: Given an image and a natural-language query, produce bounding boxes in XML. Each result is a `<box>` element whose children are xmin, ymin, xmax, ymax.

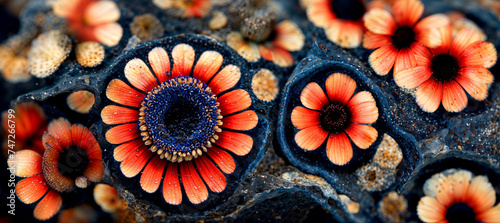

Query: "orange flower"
<box><xmin>290</xmin><ymin>73</ymin><xmax>378</xmax><ymax>165</ymax></box>
<box><xmin>7</xmin><ymin>118</ymin><xmax>103</xmax><ymax>220</ymax></box>
<box><xmin>102</xmin><ymin>44</ymin><xmax>258</xmax><ymax>204</ymax></box>
<box><xmin>417</xmin><ymin>169</ymin><xmax>500</xmax><ymax>222</ymax></box>
<box><xmin>153</xmin><ymin>0</ymin><xmax>213</xmax><ymax>18</ymax></box>
<box><xmin>52</xmin><ymin>0</ymin><xmax>123</xmax><ymax>47</ymax></box>
<box><xmin>394</xmin><ymin>27</ymin><xmax>496</xmax><ymax>113</ymax></box>
<box><xmin>363</xmin><ymin>0</ymin><xmax>449</xmax><ymax>75</ymax></box>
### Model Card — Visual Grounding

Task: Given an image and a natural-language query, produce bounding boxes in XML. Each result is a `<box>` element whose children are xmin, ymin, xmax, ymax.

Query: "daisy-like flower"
<box><xmin>102</xmin><ymin>43</ymin><xmax>258</xmax><ymax>204</ymax></box>
<box><xmin>153</xmin><ymin>0</ymin><xmax>213</xmax><ymax>18</ymax></box>
<box><xmin>417</xmin><ymin>169</ymin><xmax>500</xmax><ymax>222</ymax></box>
<box><xmin>227</xmin><ymin>20</ymin><xmax>305</xmax><ymax>67</ymax></box>
<box><xmin>394</xmin><ymin>26</ymin><xmax>497</xmax><ymax>112</ymax></box>
<box><xmin>7</xmin><ymin>118</ymin><xmax>103</xmax><ymax>220</ymax></box>
<box><xmin>52</xmin><ymin>0</ymin><xmax>123</xmax><ymax>47</ymax></box>
<box><xmin>363</xmin><ymin>0</ymin><xmax>449</xmax><ymax>76</ymax></box>
<box><xmin>2</xmin><ymin>102</ymin><xmax>47</xmax><ymax>157</ymax></box>
<box><xmin>290</xmin><ymin>73</ymin><xmax>378</xmax><ymax>165</ymax></box>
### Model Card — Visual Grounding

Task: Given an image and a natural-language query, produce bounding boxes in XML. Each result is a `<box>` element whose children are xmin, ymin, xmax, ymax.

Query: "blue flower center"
<box><xmin>139</xmin><ymin>77</ymin><xmax>222</xmax><ymax>162</ymax></box>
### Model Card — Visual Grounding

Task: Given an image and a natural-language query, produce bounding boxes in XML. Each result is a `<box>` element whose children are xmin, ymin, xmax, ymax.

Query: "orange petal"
<box><xmin>415</xmin><ymin>27</ymin><xmax>444</xmax><ymax>48</ymax></box>
<box><xmin>124</xmin><ymin>58</ymin><xmax>158</xmax><ymax>93</ymax></box>
<box><xmin>417</xmin><ymin>196</ymin><xmax>447</xmax><ymax>222</ymax></box>
<box><xmin>368</xmin><ymin>44</ymin><xmax>398</xmax><ymax>76</ymax></box>
<box><xmin>363</xmin><ymin>9</ymin><xmax>397</xmax><ymax>35</ymax></box>
<box><xmin>148</xmin><ymin>47</ymin><xmax>171</xmax><ymax>83</ymax></box>
<box><xmin>8</xmin><ymin>149</ymin><xmax>42</xmax><ymax>177</ymax></box>
<box><xmin>326</xmin><ymin>132</ymin><xmax>353</xmax><ymax>166</ymax></box>
<box><xmin>272</xmin><ymin>20</ymin><xmax>305</xmax><ymax>51</ymax></box>
<box><xmin>195</xmin><ymin>155</ymin><xmax>226</xmax><ymax>193</ymax></box>
<box><xmin>455</xmin><ymin>73</ymin><xmax>489</xmax><ymax>101</ymax></box>
<box><xmin>140</xmin><ymin>156</ymin><xmax>166</xmax><ymax>193</ymax></box>
<box><xmin>414</xmin><ymin>14</ymin><xmax>449</xmax><ymax>34</ymax></box>
<box><xmin>47</xmin><ymin>118</ymin><xmax>72</xmax><ymax>149</ymax></box>
<box><xmin>221</xmin><ymin>110</ymin><xmax>258</xmax><ymax>131</ymax></box>
<box><xmin>101</xmin><ymin>105</ymin><xmax>139</xmax><ymax>125</ymax></box>
<box><xmin>300</xmin><ymin>82</ymin><xmax>329</xmax><ymax>110</ymax></box>
<box><xmin>458</xmin><ymin>66</ymin><xmax>494</xmax><ymax>84</ymax></box>
<box><xmin>86</xmin><ymin>143</ymin><xmax>102</xmax><ymax>160</ymax></box>
<box><xmin>207</xmin><ymin>146</ymin><xmax>235</xmax><ymax>174</ymax></box>
<box><xmin>393</xmin><ymin>47</ymin><xmax>417</xmax><ymax>75</ymax></box>
<box><xmin>450</xmin><ymin>28</ymin><xmax>482</xmax><ymax>57</ymax></box>
<box><xmin>306</xmin><ymin>0</ymin><xmax>335</xmax><ymax>27</ymax></box>
<box><xmin>466</xmin><ymin>175</ymin><xmax>496</xmax><ymax>213</ymax></box>
<box><xmin>106</xmin><ymin>79</ymin><xmax>145</xmax><ymax>107</ymax></box>
<box><xmin>120</xmin><ymin>148</ymin><xmax>153</xmax><ymax>178</ymax></box>
<box><xmin>326</xmin><ymin>20</ymin><xmax>363</xmax><ymax>49</ymax></box>
<box><xmin>410</xmin><ymin>42</ymin><xmax>433</xmax><ymax>64</ymax></box>
<box><xmin>363</xmin><ymin>31</ymin><xmax>391</xmax><ymax>49</ymax></box>
<box><xmin>294</xmin><ymin>125</ymin><xmax>328</xmax><ymax>151</ymax></box>
<box><xmin>271</xmin><ymin>47</ymin><xmax>295</xmax><ymax>67</ymax></box>
<box><xmin>33</xmin><ymin>190</ymin><xmax>62</xmax><ymax>221</ymax></box>
<box><xmin>67</xmin><ymin>90</ymin><xmax>95</xmax><ymax>114</ymax></box>
<box><xmin>458</xmin><ymin>42</ymin><xmax>497</xmax><ymax>69</ymax></box>
<box><xmin>217</xmin><ymin>89</ymin><xmax>252</xmax><ymax>116</ymax></box>
<box><xmin>430</xmin><ymin>26</ymin><xmax>453</xmax><ymax>55</ymax></box>
<box><xmin>442</xmin><ymin>81</ymin><xmax>468</xmax><ymax>112</ymax></box>
<box><xmin>291</xmin><ymin>106</ymin><xmax>321</xmax><ymax>130</ymax></box>
<box><xmin>209</xmin><ymin>65</ymin><xmax>241</xmax><ymax>95</ymax></box>
<box><xmin>113</xmin><ymin>139</ymin><xmax>145</xmax><ymax>162</ymax></box>
<box><xmin>16</xmin><ymin>175</ymin><xmax>48</xmax><ymax>204</ymax></box>
<box><xmin>392</xmin><ymin>0</ymin><xmax>423</xmax><ymax>27</ymax></box>
<box><xmin>416</xmin><ymin>79</ymin><xmax>443</xmax><ymax>113</ymax></box>
<box><xmin>193</xmin><ymin>51</ymin><xmax>223</xmax><ymax>83</ymax></box>
<box><xmin>181</xmin><ymin>161</ymin><xmax>208</xmax><ymax>204</ymax></box>
<box><xmin>94</xmin><ymin>23</ymin><xmax>123</xmax><ymax>47</ymax></box>
<box><xmin>347</xmin><ymin>91</ymin><xmax>379</xmax><ymax>124</ymax></box>
<box><xmin>171</xmin><ymin>44</ymin><xmax>195</xmax><ymax>78</ymax></box>
<box><xmin>215</xmin><ymin>131</ymin><xmax>253</xmax><ymax>156</ymax></box>
<box><xmin>83</xmin><ymin>160</ymin><xmax>104</xmax><ymax>182</ymax></box>
<box><xmin>345</xmin><ymin>124</ymin><xmax>378</xmax><ymax>149</ymax></box>
<box><xmin>42</xmin><ymin>133</ymin><xmax>63</xmax><ymax>153</ymax></box>
<box><xmin>84</xmin><ymin>1</ymin><xmax>120</xmax><ymax>26</ymax></box>
<box><xmin>394</xmin><ymin>66</ymin><xmax>432</xmax><ymax>89</ymax></box>
<box><xmin>259</xmin><ymin>45</ymin><xmax>273</xmax><ymax>62</ymax></box>
<box><xmin>105</xmin><ymin>123</ymin><xmax>140</xmax><ymax>145</ymax></box>
<box><xmin>162</xmin><ymin>163</ymin><xmax>182</xmax><ymax>205</ymax></box>
<box><xmin>72</xmin><ymin>124</ymin><xmax>98</xmax><ymax>151</ymax></box>
<box><xmin>325</xmin><ymin>73</ymin><xmax>356</xmax><ymax>105</ymax></box>
<box><xmin>477</xmin><ymin>203</ymin><xmax>500</xmax><ymax>223</ymax></box>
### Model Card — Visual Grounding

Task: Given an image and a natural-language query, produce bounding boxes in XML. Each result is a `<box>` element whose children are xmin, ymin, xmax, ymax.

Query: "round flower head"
<box><xmin>291</xmin><ymin>73</ymin><xmax>379</xmax><ymax>165</ymax></box>
<box><xmin>417</xmin><ymin>169</ymin><xmax>500</xmax><ymax>222</ymax></box>
<box><xmin>153</xmin><ymin>0</ymin><xmax>213</xmax><ymax>18</ymax></box>
<box><xmin>7</xmin><ymin>118</ymin><xmax>103</xmax><ymax>220</ymax></box>
<box><xmin>363</xmin><ymin>0</ymin><xmax>449</xmax><ymax>76</ymax></box>
<box><xmin>102</xmin><ymin>39</ymin><xmax>262</xmax><ymax>206</ymax></box>
<box><xmin>394</xmin><ymin>26</ymin><xmax>497</xmax><ymax>113</ymax></box>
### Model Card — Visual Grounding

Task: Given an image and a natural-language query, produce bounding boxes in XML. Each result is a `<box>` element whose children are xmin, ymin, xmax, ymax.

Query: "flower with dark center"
<box><xmin>153</xmin><ymin>0</ymin><xmax>213</xmax><ymax>18</ymax></box>
<box><xmin>7</xmin><ymin>118</ymin><xmax>103</xmax><ymax>220</ymax></box>
<box><xmin>417</xmin><ymin>169</ymin><xmax>500</xmax><ymax>222</ymax></box>
<box><xmin>363</xmin><ymin>0</ymin><xmax>450</xmax><ymax>76</ymax></box>
<box><xmin>290</xmin><ymin>73</ymin><xmax>379</xmax><ymax>165</ymax></box>
<box><xmin>101</xmin><ymin>43</ymin><xmax>259</xmax><ymax>205</ymax></box>
<box><xmin>394</xmin><ymin>26</ymin><xmax>497</xmax><ymax>112</ymax></box>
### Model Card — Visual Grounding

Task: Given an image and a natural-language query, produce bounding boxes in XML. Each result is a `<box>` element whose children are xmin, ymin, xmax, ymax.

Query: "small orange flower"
<box><xmin>363</xmin><ymin>0</ymin><xmax>449</xmax><ymax>75</ymax></box>
<box><xmin>153</xmin><ymin>0</ymin><xmax>213</xmax><ymax>18</ymax></box>
<box><xmin>417</xmin><ymin>169</ymin><xmax>500</xmax><ymax>222</ymax></box>
<box><xmin>290</xmin><ymin>73</ymin><xmax>379</xmax><ymax>165</ymax></box>
<box><xmin>394</xmin><ymin>26</ymin><xmax>497</xmax><ymax>113</ymax></box>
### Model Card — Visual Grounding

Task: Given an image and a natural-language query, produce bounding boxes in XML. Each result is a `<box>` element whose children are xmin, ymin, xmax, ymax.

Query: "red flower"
<box><xmin>153</xmin><ymin>0</ymin><xmax>213</xmax><ymax>18</ymax></box>
<box><xmin>102</xmin><ymin>43</ymin><xmax>258</xmax><ymax>205</ymax></box>
<box><xmin>290</xmin><ymin>73</ymin><xmax>379</xmax><ymax>165</ymax></box>
<box><xmin>394</xmin><ymin>26</ymin><xmax>497</xmax><ymax>112</ymax></box>
<box><xmin>363</xmin><ymin>0</ymin><xmax>449</xmax><ymax>76</ymax></box>
<box><xmin>417</xmin><ymin>169</ymin><xmax>500</xmax><ymax>222</ymax></box>
<box><xmin>7</xmin><ymin>118</ymin><xmax>103</xmax><ymax>220</ymax></box>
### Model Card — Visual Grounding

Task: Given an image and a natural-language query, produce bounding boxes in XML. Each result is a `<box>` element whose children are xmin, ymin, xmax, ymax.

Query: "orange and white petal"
<box><xmin>458</xmin><ymin>42</ymin><xmax>497</xmax><ymax>69</ymax></box>
<box><xmin>417</xmin><ymin>196</ymin><xmax>447</xmax><ymax>222</ymax></box>
<box><xmin>163</xmin><ymin>163</ymin><xmax>182</xmax><ymax>205</ymax></box>
<box><xmin>477</xmin><ymin>204</ymin><xmax>500</xmax><ymax>223</ymax></box>
<box><xmin>430</xmin><ymin>26</ymin><xmax>453</xmax><ymax>56</ymax></box>
<box><xmin>447</xmin><ymin>170</ymin><xmax>472</xmax><ymax>203</ymax></box>
<box><xmin>273</xmin><ymin>20</ymin><xmax>305</xmax><ymax>52</ymax></box>
<box><xmin>415</xmin><ymin>27</ymin><xmax>444</xmax><ymax>49</ymax></box>
<box><xmin>414</xmin><ymin>14</ymin><xmax>449</xmax><ymax>34</ymax></box>
<box><xmin>347</xmin><ymin>91</ymin><xmax>379</xmax><ymax>124</ymax></box>
<box><xmin>209</xmin><ymin>65</ymin><xmax>241</xmax><ymax>95</ymax></box>
<box><xmin>193</xmin><ymin>51</ymin><xmax>223</xmax><ymax>83</ymax></box>
<box><xmin>120</xmin><ymin>148</ymin><xmax>153</xmax><ymax>178</ymax></box>
<box><xmin>368</xmin><ymin>44</ymin><xmax>398</xmax><ymax>76</ymax></box>
<box><xmin>326</xmin><ymin>132</ymin><xmax>353</xmax><ymax>166</ymax></box>
<box><xmin>105</xmin><ymin>123</ymin><xmax>140</xmax><ymax>145</ymax></box>
<box><xmin>140</xmin><ymin>156</ymin><xmax>166</xmax><ymax>193</ymax></box>
<box><xmin>345</xmin><ymin>123</ymin><xmax>378</xmax><ymax>149</ymax></box>
<box><xmin>148</xmin><ymin>47</ymin><xmax>171</xmax><ymax>83</ymax></box>
<box><xmin>363</xmin><ymin>9</ymin><xmax>397</xmax><ymax>35</ymax></box>
<box><xmin>394</xmin><ymin>66</ymin><xmax>432</xmax><ymax>89</ymax></box>
<box><xmin>291</xmin><ymin>106</ymin><xmax>321</xmax><ymax>130</ymax></box>
<box><xmin>259</xmin><ymin>45</ymin><xmax>273</xmax><ymax>62</ymax></box>
<box><xmin>83</xmin><ymin>160</ymin><xmax>104</xmax><ymax>182</ymax></box>
<box><xmin>113</xmin><ymin>139</ymin><xmax>145</xmax><ymax>162</ymax></box>
<box><xmin>221</xmin><ymin>110</ymin><xmax>258</xmax><ymax>131</ymax></box>
<box><xmin>300</xmin><ymin>82</ymin><xmax>329</xmax><ymax>110</ymax></box>
<box><xmin>458</xmin><ymin>66</ymin><xmax>494</xmax><ymax>84</ymax></box>
<box><xmin>410</xmin><ymin>42</ymin><xmax>433</xmax><ymax>66</ymax></box>
<box><xmin>207</xmin><ymin>146</ymin><xmax>235</xmax><ymax>174</ymax></box>
<box><xmin>42</xmin><ymin>133</ymin><xmax>64</xmax><ymax>152</ymax></box>
<box><xmin>16</xmin><ymin>175</ymin><xmax>48</xmax><ymax>204</ymax></box>
<box><xmin>270</xmin><ymin>46</ymin><xmax>295</xmax><ymax>67</ymax></box>
<box><xmin>215</xmin><ymin>131</ymin><xmax>253</xmax><ymax>156</ymax></box>
<box><xmin>455</xmin><ymin>72</ymin><xmax>489</xmax><ymax>101</ymax></box>
<box><xmin>217</xmin><ymin>89</ymin><xmax>252</xmax><ymax>116</ymax></box>
<box><xmin>450</xmin><ymin>28</ymin><xmax>483</xmax><ymax>58</ymax></box>
<box><xmin>393</xmin><ymin>47</ymin><xmax>417</xmax><ymax>75</ymax></box>
<box><xmin>442</xmin><ymin>81</ymin><xmax>468</xmax><ymax>113</ymax></box>
<box><xmin>94</xmin><ymin>23</ymin><xmax>123</xmax><ymax>47</ymax></box>
<box><xmin>294</xmin><ymin>125</ymin><xmax>328</xmax><ymax>151</ymax></box>
<box><xmin>416</xmin><ymin>79</ymin><xmax>443</xmax><ymax>113</ymax></box>
<box><xmin>181</xmin><ymin>161</ymin><xmax>208</xmax><ymax>204</ymax></box>
<box><xmin>306</xmin><ymin>0</ymin><xmax>335</xmax><ymax>28</ymax></box>
<box><xmin>67</xmin><ymin>90</ymin><xmax>95</xmax><ymax>114</ymax></box>
<box><xmin>195</xmin><ymin>155</ymin><xmax>226</xmax><ymax>193</ymax></box>
<box><xmin>466</xmin><ymin>175</ymin><xmax>496</xmax><ymax>214</ymax></box>
<box><xmin>7</xmin><ymin>149</ymin><xmax>42</xmax><ymax>177</ymax></box>
<box><xmin>47</xmin><ymin>118</ymin><xmax>72</xmax><ymax>149</ymax></box>
<box><xmin>226</xmin><ymin>32</ymin><xmax>261</xmax><ymax>62</ymax></box>
<box><xmin>325</xmin><ymin>73</ymin><xmax>356</xmax><ymax>105</ymax></box>
<box><xmin>33</xmin><ymin>190</ymin><xmax>62</xmax><ymax>221</ymax></box>
<box><xmin>106</xmin><ymin>79</ymin><xmax>145</xmax><ymax>107</ymax></box>
<box><xmin>84</xmin><ymin>1</ymin><xmax>120</xmax><ymax>26</ymax></box>
<box><xmin>101</xmin><ymin>105</ymin><xmax>139</xmax><ymax>125</ymax></box>
<box><xmin>363</xmin><ymin>31</ymin><xmax>391</xmax><ymax>49</ymax></box>
<box><xmin>124</xmin><ymin>58</ymin><xmax>158</xmax><ymax>93</ymax></box>
<box><xmin>392</xmin><ymin>0</ymin><xmax>424</xmax><ymax>27</ymax></box>
<box><xmin>171</xmin><ymin>44</ymin><xmax>195</xmax><ymax>78</ymax></box>
<box><xmin>326</xmin><ymin>21</ymin><xmax>363</xmax><ymax>49</ymax></box>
